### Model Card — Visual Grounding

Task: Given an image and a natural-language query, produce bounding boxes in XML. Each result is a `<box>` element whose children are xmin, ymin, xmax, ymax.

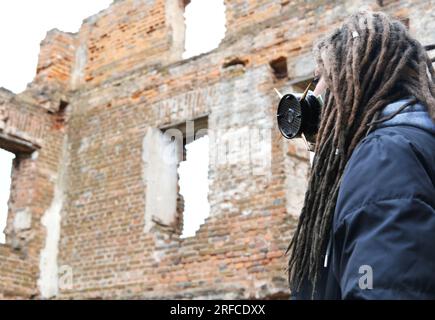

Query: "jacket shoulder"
<box><xmin>335</xmin><ymin>126</ymin><xmax>435</xmax><ymax>224</ymax></box>
<box><xmin>331</xmin><ymin>126</ymin><xmax>435</xmax><ymax>299</ymax></box>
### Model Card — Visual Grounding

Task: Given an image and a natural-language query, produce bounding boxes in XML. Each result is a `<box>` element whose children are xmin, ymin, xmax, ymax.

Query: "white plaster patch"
<box><xmin>38</xmin><ymin>136</ymin><xmax>68</xmax><ymax>299</ymax></box>
<box><xmin>31</xmin><ymin>151</ymin><xmax>39</xmax><ymax>160</ymax></box>
<box><xmin>152</xmin><ymin>250</ymin><xmax>164</xmax><ymax>263</ymax></box>
<box><xmin>142</xmin><ymin>128</ymin><xmax>180</xmax><ymax>232</ymax></box>
<box><xmin>291</xmin><ymin>53</ymin><xmax>315</xmax><ymax>79</ymax></box>
<box><xmin>70</xmin><ymin>27</ymin><xmax>88</xmax><ymax>89</ymax></box>
<box><xmin>13</xmin><ymin>209</ymin><xmax>32</xmax><ymax>231</ymax></box>
<box><xmin>165</xmin><ymin>0</ymin><xmax>185</xmax><ymax>61</ymax></box>
<box><xmin>285</xmin><ymin>153</ymin><xmax>309</xmax><ymax>218</ymax></box>
<box><xmin>78</xmin><ymin>137</ymin><xmax>90</xmax><ymax>153</ymax></box>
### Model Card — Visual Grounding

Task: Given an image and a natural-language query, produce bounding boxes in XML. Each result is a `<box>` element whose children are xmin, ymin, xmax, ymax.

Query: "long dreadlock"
<box><xmin>287</xmin><ymin>10</ymin><xmax>435</xmax><ymax>296</ymax></box>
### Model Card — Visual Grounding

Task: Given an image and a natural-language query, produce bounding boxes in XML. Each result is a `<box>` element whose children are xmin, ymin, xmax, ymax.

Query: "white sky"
<box><xmin>178</xmin><ymin>136</ymin><xmax>210</xmax><ymax>238</ymax></box>
<box><xmin>0</xmin><ymin>0</ymin><xmax>225</xmax><ymax>242</ymax></box>
<box><xmin>0</xmin><ymin>0</ymin><xmax>114</xmax><ymax>94</ymax></box>
<box><xmin>0</xmin><ymin>150</ymin><xmax>14</xmax><ymax>243</ymax></box>
<box><xmin>183</xmin><ymin>0</ymin><xmax>226</xmax><ymax>59</ymax></box>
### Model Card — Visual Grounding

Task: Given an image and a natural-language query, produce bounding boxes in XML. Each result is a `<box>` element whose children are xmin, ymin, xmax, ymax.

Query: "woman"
<box><xmin>287</xmin><ymin>10</ymin><xmax>435</xmax><ymax>299</ymax></box>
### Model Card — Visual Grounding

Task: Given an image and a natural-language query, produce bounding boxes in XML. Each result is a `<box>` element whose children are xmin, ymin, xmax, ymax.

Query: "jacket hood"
<box><xmin>376</xmin><ymin>97</ymin><xmax>435</xmax><ymax>135</ymax></box>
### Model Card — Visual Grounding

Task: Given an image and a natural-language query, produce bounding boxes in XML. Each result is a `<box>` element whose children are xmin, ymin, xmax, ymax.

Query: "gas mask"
<box><xmin>276</xmin><ymin>80</ymin><xmax>323</xmax><ymax>152</ymax></box>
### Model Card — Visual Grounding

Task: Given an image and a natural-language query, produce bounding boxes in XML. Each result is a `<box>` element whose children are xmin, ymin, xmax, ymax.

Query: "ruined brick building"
<box><xmin>0</xmin><ymin>0</ymin><xmax>434</xmax><ymax>299</ymax></box>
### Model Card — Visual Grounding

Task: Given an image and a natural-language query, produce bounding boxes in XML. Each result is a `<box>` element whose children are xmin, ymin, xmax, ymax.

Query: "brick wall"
<box><xmin>73</xmin><ymin>0</ymin><xmax>186</xmax><ymax>87</ymax></box>
<box><xmin>35</xmin><ymin>29</ymin><xmax>77</xmax><ymax>87</ymax></box>
<box><xmin>0</xmin><ymin>87</ymin><xmax>67</xmax><ymax>299</ymax></box>
<box><xmin>0</xmin><ymin>245</ymin><xmax>34</xmax><ymax>299</ymax></box>
<box><xmin>0</xmin><ymin>0</ymin><xmax>434</xmax><ymax>299</ymax></box>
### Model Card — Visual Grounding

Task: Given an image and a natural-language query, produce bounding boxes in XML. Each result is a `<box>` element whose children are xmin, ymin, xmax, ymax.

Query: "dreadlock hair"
<box><xmin>287</xmin><ymin>10</ymin><xmax>435</xmax><ymax>297</ymax></box>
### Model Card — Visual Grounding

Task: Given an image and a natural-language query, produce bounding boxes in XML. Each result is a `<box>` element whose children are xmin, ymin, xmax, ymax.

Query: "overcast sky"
<box><xmin>0</xmin><ymin>0</ymin><xmax>225</xmax><ymax>242</ymax></box>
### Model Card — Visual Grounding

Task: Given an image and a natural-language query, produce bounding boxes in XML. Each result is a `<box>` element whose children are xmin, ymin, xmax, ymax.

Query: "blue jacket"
<box><xmin>293</xmin><ymin>98</ymin><xmax>435</xmax><ymax>299</ymax></box>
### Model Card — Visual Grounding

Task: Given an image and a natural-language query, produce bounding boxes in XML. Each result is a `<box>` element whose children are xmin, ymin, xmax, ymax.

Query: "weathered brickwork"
<box><xmin>35</xmin><ymin>30</ymin><xmax>77</xmax><ymax>87</ymax></box>
<box><xmin>75</xmin><ymin>0</ymin><xmax>185</xmax><ymax>86</ymax></box>
<box><xmin>0</xmin><ymin>245</ymin><xmax>34</xmax><ymax>299</ymax></box>
<box><xmin>0</xmin><ymin>87</ymin><xmax>66</xmax><ymax>299</ymax></box>
<box><xmin>0</xmin><ymin>0</ymin><xmax>434</xmax><ymax>299</ymax></box>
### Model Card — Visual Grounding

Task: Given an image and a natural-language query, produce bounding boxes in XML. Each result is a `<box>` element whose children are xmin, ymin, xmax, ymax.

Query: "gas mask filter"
<box><xmin>276</xmin><ymin>80</ymin><xmax>323</xmax><ymax>151</ymax></box>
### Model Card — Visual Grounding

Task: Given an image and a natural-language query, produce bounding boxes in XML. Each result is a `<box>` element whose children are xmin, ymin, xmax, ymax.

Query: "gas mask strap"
<box><xmin>301</xmin><ymin>133</ymin><xmax>315</xmax><ymax>152</ymax></box>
